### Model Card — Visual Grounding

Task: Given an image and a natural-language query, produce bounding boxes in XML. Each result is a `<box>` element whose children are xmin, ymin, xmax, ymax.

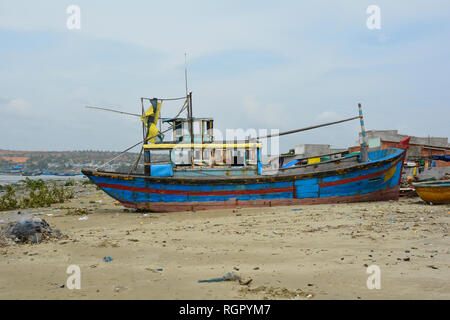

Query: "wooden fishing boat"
<box><xmin>82</xmin><ymin>93</ymin><xmax>410</xmax><ymax>212</ymax></box>
<box><xmin>412</xmin><ymin>180</ymin><xmax>450</xmax><ymax>204</ymax></box>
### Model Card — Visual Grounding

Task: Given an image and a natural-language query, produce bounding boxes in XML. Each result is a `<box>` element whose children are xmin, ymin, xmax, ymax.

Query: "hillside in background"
<box><xmin>0</xmin><ymin>150</ymin><xmax>142</xmax><ymax>173</ymax></box>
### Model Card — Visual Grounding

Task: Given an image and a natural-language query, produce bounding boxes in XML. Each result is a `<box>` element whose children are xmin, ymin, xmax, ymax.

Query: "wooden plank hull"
<box><xmin>82</xmin><ymin>148</ymin><xmax>406</xmax><ymax>212</ymax></box>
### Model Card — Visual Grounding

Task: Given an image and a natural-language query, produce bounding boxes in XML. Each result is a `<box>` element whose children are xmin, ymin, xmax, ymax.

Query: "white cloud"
<box><xmin>241</xmin><ymin>96</ymin><xmax>286</xmax><ymax>129</ymax></box>
<box><xmin>315</xmin><ymin>111</ymin><xmax>340</xmax><ymax>122</ymax></box>
<box><xmin>2</xmin><ymin>98</ymin><xmax>32</xmax><ymax>116</ymax></box>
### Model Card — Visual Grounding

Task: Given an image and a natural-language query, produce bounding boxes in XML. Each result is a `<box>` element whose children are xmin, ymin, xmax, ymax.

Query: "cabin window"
<box><xmin>213</xmin><ymin>149</ymin><xmax>225</xmax><ymax>165</ymax></box>
<box><xmin>174</xmin><ymin>121</ymin><xmax>183</xmax><ymax>142</ymax></box>
<box><xmin>148</xmin><ymin>150</ymin><xmax>171</xmax><ymax>164</ymax></box>
<box><xmin>193</xmin><ymin>149</ymin><xmax>202</xmax><ymax>163</ymax></box>
<box><xmin>181</xmin><ymin>122</ymin><xmax>190</xmax><ymax>142</ymax></box>
<box><xmin>231</xmin><ymin>149</ymin><xmax>245</xmax><ymax>166</ymax></box>
<box><xmin>172</xmin><ymin>149</ymin><xmax>191</xmax><ymax>165</ymax></box>
<box><xmin>203</xmin><ymin>150</ymin><xmax>212</xmax><ymax>165</ymax></box>
<box><xmin>193</xmin><ymin>121</ymin><xmax>201</xmax><ymax>135</ymax></box>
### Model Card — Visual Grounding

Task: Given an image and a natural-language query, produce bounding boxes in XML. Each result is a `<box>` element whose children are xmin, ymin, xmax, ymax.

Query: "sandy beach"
<box><xmin>0</xmin><ymin>183</ymin><xmax>449</xmax><ymax>300</ymax></box>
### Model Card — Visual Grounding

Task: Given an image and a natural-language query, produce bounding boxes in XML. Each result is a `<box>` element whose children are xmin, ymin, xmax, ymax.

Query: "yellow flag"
<box><xmin>141</xmin><ymin>100</ymin><xmax>162</xmax><ymax>143</ymax></box>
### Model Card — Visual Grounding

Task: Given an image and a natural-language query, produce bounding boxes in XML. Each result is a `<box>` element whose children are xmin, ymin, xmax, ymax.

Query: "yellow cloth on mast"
<box><xmin>141</xmin><ymin>101</ymin><xmax>162</xmax><ymax>143</ymax></box>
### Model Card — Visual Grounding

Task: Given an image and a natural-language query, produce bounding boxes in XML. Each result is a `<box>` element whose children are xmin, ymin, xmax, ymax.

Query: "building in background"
<box><xmin>347</xmin><ymin>130</ymin><xmax>450</xmax><ymax>181</ymax></box>
<box><xmin>349</xmin><ymin>130</ymin><xmax>450</xmax><ymax>167</ymax></box>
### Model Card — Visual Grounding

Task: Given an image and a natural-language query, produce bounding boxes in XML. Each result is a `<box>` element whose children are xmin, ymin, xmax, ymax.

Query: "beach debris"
<box><xmin>240</xmin><ymin>285</ymin><xmax>313</xmax><ymax>300</ymax></box>
<box><xmin>146</xmin><ymin>267</ymin><xmax>163</xmax><ymax>272</ymax></box>
<box><xmin>78</xmin><ymin>216</ymin><xmax>88</xmax><ymax>221</ymax></box>
<box><xmin>0</xmin><ymin>218</ymin><xmax>65</xmax><ymax>245</ymax></box>
<box><xmin>198</xmin><ymin>271</ymin><xmax>241</xmax><ymax>283</ymax></box>
<box><xmin>291</xmin><ymin>208</ymin><xmax>302</xmax><ymax>211</ymax></box>
<box><xmin>67</xmin><ymin>208</ymin><xmax>89</xmax><ymax>216</ymax></box>
<box><xmin>239</xmin><ymin>278</ymin><xmax>253</xmax><ymax>286</ymax></box>
<box><xmin>103</xmin><ymin>256</ymin><xmax>113</xmax><ymax>262</ymax></box>
<box><xmin>427</xmin><ymin>265</ymin><xmax>438</xmax><ymax>269</ymax></box>
<box><xmin>253</xmin><ymin>267</ymin><xmax>260</xmax><ymax>270</ymax></box>
<box><xmin>113</xmin><ymin>285</ymin><xmax>127</xmax><ymax>292</ymax></box>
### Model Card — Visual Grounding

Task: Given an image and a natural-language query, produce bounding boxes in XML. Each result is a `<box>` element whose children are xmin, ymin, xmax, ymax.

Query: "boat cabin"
<box><xmin>143</xmin><ymin>117</ymin><xmax>262</xmax><ymax>177</ymax></box>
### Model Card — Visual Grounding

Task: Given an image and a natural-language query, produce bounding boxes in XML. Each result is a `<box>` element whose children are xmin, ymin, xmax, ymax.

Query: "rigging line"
<box><xmin>160</xmin><ymin>96</ymin><xmax>188</xmax><ymax>101</ymax></box>
<box><xmin>173</xmin><ymin>99</ymin><xmax>189</xmax><ymax>118</ymax></box>
<box><xmin>251</xmin><ymin>116</ymin><xmax>360</xmax><ymax>140</ymax></box>
<box><xmin>95</xmin><ymin>96</ymin><xmax>187</xmax><ymax>170</ymax></box>
<box><xmin>141</xmin><ymin>96</ymin><xmax>188</xmax><ymax>101</ymax></box>
<box><xmin>85</xmin><ymin>106</ymin><xmax>141</xmax><ymax>117</ymax></box>
<box><xmin>95</xmin><ymin>126</ymin><xmax>173</xmax><ymax>170</ymax></box>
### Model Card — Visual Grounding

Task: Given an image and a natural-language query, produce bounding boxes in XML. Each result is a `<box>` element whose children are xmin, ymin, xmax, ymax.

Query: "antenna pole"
<box><xmin>188</xmin><ymin>92</ymin><xmax>194</xmax><ymax>166</ymax></box>
<box><xmin>184</xmin><ymin>53</ymin><xmax>188</xmax><ymax>96</ymax></box>
<box><xmin>358</xmin><ymin>103</ymin><xmax>369</xmax><ymax>162</ymax></box>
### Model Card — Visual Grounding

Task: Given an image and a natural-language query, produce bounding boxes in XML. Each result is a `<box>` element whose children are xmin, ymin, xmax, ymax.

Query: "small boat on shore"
<box><xmin>413</xmin><ymin>180</ymin><xmax>450</xmax><ymax>204</ymax></box>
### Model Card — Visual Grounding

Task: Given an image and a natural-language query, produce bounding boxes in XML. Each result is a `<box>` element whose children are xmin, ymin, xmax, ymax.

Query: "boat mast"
<box><xmin>185</xmin><ymin>53</ymin><xmax>195</xmax><ymax>165</ymax></box>
<box><xmin>358</xmin><ymin>103</ymin><xmax>369</xmax><ymax>162</ymax></box>
<box><xmin>188</xmin><ymin>92</ymin><xmax>194</xmax><ymax>166</ymax></box>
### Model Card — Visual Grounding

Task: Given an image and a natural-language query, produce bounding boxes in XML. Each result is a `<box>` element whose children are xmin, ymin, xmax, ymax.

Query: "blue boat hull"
<box><xmin>82</xmin><ymin>148</ymin><xmax>406</xmax><ymax>212</ymax></box>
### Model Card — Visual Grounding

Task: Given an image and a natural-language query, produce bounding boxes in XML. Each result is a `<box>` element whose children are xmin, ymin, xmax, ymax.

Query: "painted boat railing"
<box><xmin>412</xmin><ymin>181</ymin><xmax>450</xmax><ymax>188</ymax></box>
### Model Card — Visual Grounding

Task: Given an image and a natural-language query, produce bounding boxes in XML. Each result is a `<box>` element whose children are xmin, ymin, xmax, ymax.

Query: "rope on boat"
<box><xmin>85</xmin><ymin>106</ymin><xmax>141</xmax><ymax>117</ymax></box>
<box><xmin>95</xmin><ymin>126</ymin><xmax>173</xmax><ymax>170</ymax></box>
<box><xmin>251</xmin><ymin>116</ymin><xmax>360</xmax><ymax>140</ymax></box>
<box><xmin>95</xmin><ymin>98</ymin><xmax>188</xmax><ymax>171</ymax></box>
<box><xmin>140</xmin><ymin>96</ymin><xmax>188</xmax><ymax>101</ymax></box>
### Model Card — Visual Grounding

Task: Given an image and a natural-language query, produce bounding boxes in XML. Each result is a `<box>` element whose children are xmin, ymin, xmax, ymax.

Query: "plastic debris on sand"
<box><xmin>198</xmin><ymin>271</ymin><xmax>242</xmax><ymax>283</ymax></box>
<box><xmin>0</xmin><ymin>218</ymin><xmax>65</xmax><ymax>246</ymax></box>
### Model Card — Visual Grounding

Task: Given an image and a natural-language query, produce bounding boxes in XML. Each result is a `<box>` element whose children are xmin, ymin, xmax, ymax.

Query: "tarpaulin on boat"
<box><xmin>141</xmin><ymin>98</ymin><xmax>162</xmax><ymax>143</ymax></box>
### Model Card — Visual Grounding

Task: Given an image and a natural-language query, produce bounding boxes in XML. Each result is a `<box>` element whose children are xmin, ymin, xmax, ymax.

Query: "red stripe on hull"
<box><xmin>120</xmin><ymin>185</ymin><xmax>400</xmax><ymax>213</ymax></box>
<box><xmin>97</xmin><ymin>182</ymin><xmax>293</xmax><ymax>196</ymax></box>
<box><xmin>319</xmin><ymin>159</ymin><xmax>400</xmax><ymax>188</ymax></box>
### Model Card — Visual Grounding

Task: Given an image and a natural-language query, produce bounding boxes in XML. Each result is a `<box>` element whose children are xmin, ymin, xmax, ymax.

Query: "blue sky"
<box><xmin>0</xmin><ymin>0</ymin><xmax>449</xmax><ymax>152</ymax></box>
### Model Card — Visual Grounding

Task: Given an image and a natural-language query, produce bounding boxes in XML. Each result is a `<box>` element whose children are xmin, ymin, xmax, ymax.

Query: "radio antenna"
<box><xmin>184</xmin><ymin>52</ymin><xmax>188</xmax><ymax>96</ymax></box>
